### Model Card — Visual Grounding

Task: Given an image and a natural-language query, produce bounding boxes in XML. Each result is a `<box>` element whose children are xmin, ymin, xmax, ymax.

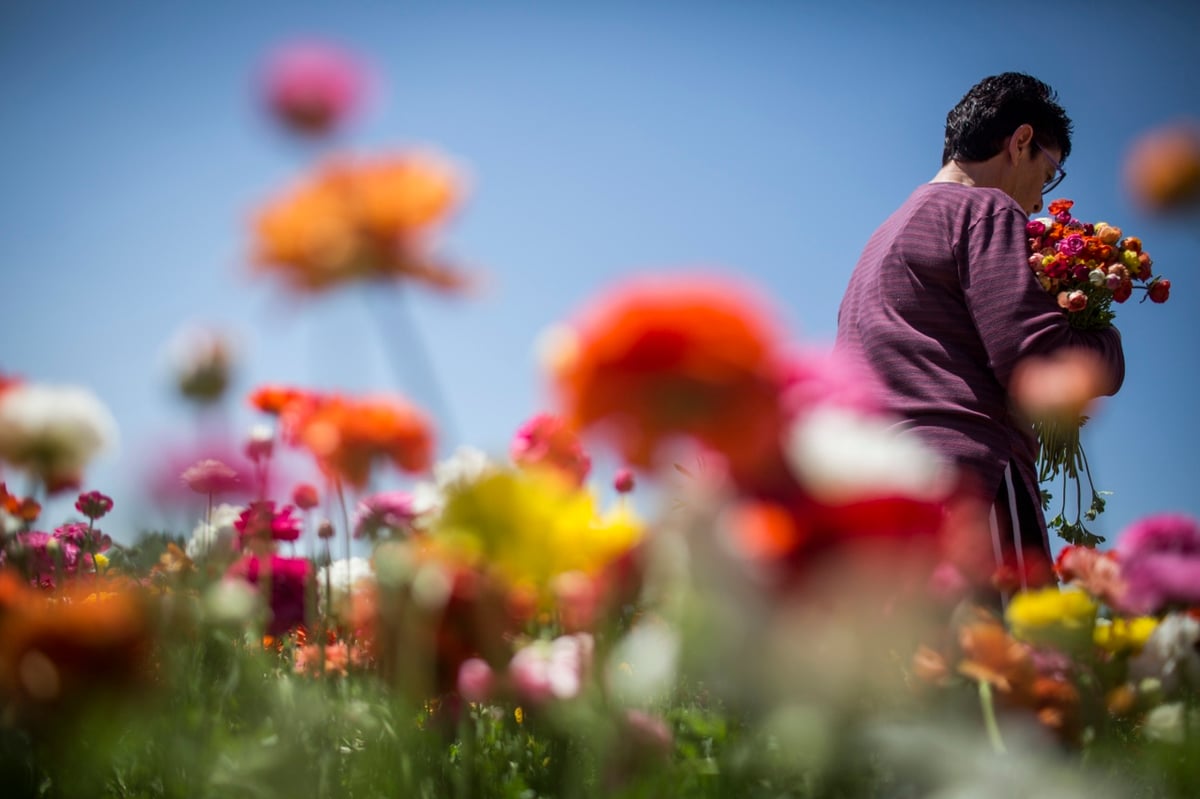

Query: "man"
<box><xmin>834</xmin><ymin>73</ymin><xmax>1125</xmax><ymax>588</ymax></box>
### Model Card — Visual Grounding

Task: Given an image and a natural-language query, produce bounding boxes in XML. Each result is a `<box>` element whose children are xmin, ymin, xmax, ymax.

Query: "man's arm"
<box><xmin>959</xmin><ymin>207</ymin><xmax>1126</xmax><ymax>395</ymax></box>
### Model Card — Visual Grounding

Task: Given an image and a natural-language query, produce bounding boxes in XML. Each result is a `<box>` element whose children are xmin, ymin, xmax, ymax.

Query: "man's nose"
<box><xmin>1032</xmin><ymin>199</ymin><xmax>1043</xmax><ymax>214</ymax></box>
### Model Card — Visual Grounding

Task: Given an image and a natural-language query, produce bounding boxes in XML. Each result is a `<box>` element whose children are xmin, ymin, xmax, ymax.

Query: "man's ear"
<box><xmin>1007</xmin><ymin>124</ymin><xmax>1035</xmax><ymax>163</ymax></box>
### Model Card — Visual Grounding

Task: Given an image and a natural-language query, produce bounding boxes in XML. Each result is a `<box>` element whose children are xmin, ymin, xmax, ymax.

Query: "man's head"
<box><xmin>942</xmin><ymin>73</ymin><xmax>1073</xmax><ymax>214</ymax></box>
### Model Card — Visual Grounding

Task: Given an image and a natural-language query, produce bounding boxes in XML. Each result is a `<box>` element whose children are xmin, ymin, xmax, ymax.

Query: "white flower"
<box><xmin>783</xmin><ymin>406</ymin><xmax>951</xmax><ymax>503</ymax></box>
<box><xmin>186</xmin><ymin>503</ymin><xmax>243</xmax><ymax>560</ymax></box>
<box><xmin>1130</xmin><ymin>613</ymin><xmax>1200</xmax><ymax>696</ymax></box>
<box><xmin>605</xmin><ymin>618</ymin><xmax>680</xmax><ymax>706</ymax></box>
<box><xmin>318</xmin><ymin>557</ymin><xmax>374</xmax><ymax>616</ymax></box>
<box><xmin>410</xmin><ymin>445</ymin><xmax>496</xmax><ymax>520</ymax></box>
<box><xmin>0</xmin><ymin>383</ymin><xmax>118</xmax><ymax>488</ymax></box>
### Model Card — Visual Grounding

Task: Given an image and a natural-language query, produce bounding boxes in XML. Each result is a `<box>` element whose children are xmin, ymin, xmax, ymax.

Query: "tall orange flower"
<box><xmin>548</xmin><ymin>275</ymin><xmax>789</xmax><ymax>475</ymax></box>
<box><xmin>252</xmin><ymin>152</ymin><xmax>470</xmax><ymax>293</ymax></box>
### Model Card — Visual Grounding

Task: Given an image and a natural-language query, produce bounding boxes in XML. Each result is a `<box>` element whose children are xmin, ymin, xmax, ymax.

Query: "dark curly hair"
<box><xmin>942</xmin><ymin>73</ymin><xmax>1072</xmax><ymax>166</ymax></box>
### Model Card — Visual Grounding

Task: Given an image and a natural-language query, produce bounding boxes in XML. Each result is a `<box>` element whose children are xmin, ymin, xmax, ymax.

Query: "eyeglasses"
<box><xmin>1035</xmin><ymin>142</ymin><xmax>1067</xmax><ymax>195</ymax></box>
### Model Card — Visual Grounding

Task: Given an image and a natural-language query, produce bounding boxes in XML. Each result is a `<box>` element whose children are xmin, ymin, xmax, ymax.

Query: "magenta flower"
<box><xmin>75</xmin><ymin>490</ymin><xmax>113</xmax><ymax>520</ymax></box>
<box><xmin>262</xmin><ymin>40</ymin><xmax>365</xmax><ymax>136</ymax></box>
<box><xmin>456</xmin><ymin>658</ymin><xmax>496</xmax><ymax>703</ymax></box>
<box><xmin>53</xmin><ymin>521</ymin><xmax>111</xmax><ymax>553</ymax></box>
<box><xmin>1025</xmin><ymin>219</ymin><xmax>1047</xmax><ymax>237</ymax></box>
<box><xmin>510</xmin><ymin>413</ymin><xmax>592</xmax><ymax>487</ymax></box>
<box><xmin>234</xmin><ymin>501</ymin><xmax>302</xmax><ymax>548</ymax></box>
<box><xmin>779</xmin><ymin>348</ymin><xmax>883</xmax><ymax>421</ymax></box>
<box><xmin>353</xmin><ymin>490</ymin><xmax>416</xmax><ymax>540</ymax></box>
<box><xmin>227</xmin><ymin>554</ymin><xmax>312</xmax><ymax>634</ymax></box>
<box><xmin>1115</xmin><ymin>513</ymin><xmax>1200</xmax><ymax>615</ymax></box>
<box><xmin>613</xmin><ymin>468</ymin><xmax>636</xmax><ymax>495</ymax></box>
<box><xmin>508</xmin><ymin>633</ymin><xmax>594</xmax><ymax>705</ymax></box>
<box><xmin>1057</xmin><ymin>234</ymin><xmax>1086</xmax><ymax>258</ymax></box>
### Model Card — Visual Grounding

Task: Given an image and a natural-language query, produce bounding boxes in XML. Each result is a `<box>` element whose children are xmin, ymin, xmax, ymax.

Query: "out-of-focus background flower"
<box><xmin>1</xmin><ymin>0</ymin><xmax>1197</xmax><ymax>546</ymax></box>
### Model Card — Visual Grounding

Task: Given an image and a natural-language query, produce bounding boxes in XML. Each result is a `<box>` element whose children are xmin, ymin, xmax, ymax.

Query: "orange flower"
<box><xmin>1047</xmin><ymin>199</ymin><xmax>1074</xmax><ymax>216</ymax></box>
<box><xmin>252</xmin><ymin>153</ymin><xmax>470</xmax><ymax>293</ymax></box>
<box><xmin>298</xmin><ymin>394</ymin><xmax>435</xmax><ymax>489</ymax></box>
<box><xmin>249</xmin><ymin>384</ymin><xmax>312</xmax><ymax>416</ymax></box>
<box><xmin>957</xmin><ymin>618</ymin><xmax>1035</xmax><ymax>700</ymax></box>
<box><xmin>549</xmin><ymin>276</ymin><xmax>788</xmax><ymax>474</ymax></box>
<box><xmin>1123</xmin><ymin>121</ymin><xmax>1200</xmax><ymax>212</ymax></box>
<box><xmin>0</xmin><ymin>577</ymin><xmax>153</xmax><ymax>716</ymax></box>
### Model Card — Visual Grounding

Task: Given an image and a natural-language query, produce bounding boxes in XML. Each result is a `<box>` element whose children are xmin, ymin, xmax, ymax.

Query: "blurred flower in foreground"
<box><xmin>252</xmin><ymin>153</ymin><xmax>470</xmax><ymax>293</ymax></box>
<box><xmin>0</xmin><ymin>574</ymin><xmax>152</xmax><ymax>717</ymax></box>
<box><xmin>1005</xmin><ymin>587</ymin><xmax>1097</xmax><ymax>652</ymax></box>
<box><xmin>1114</xmin><ymin>513</ymin><xmax>1200</xmax><ymax>614</ymax></box>
<box><xmin>164</xmin><ymin>325</ymin><xmax>235</xmax><ymax>406</ymax></box>
<box><xmin>1130</xmin><ymin>612</ymin><xmax>1200</xmax><ymax>697</ymax></box>
<box><xmin>548</xmin><ymin>275</ymin><xmax>789</xmax><ymax>478</ymax></box>
<box><xmin>431</xmin><ymin>467</ymin><xmax>641</xmax><ymax>598</ymax></box>
<box><xmin>1009</xmin><ymin>348</ymin><xmax>1113</xmax><ymax>423</ymax></box>
<box><xmin>510</xmin><ymin>412</ymin><xmax>591</xmax><ymax>487</ymax></box>
<box><xmin>262</xmin><ymin>39</ymin><xmax>366</xmax><ymax>136</ymax></box>
<box><xmin>0</xmin><ymin>383</ymin><xmax>117</xmax><ymax>493</ymax></box>
<box><xmin>507</xmin><ymin>632</ymin><xmax>593</xmax><ymax>704</ymax></box>
<box><xmin>1123</xmin><ymin>121</ymin><xmax>1200</xmax><ymax>213</ymax></box>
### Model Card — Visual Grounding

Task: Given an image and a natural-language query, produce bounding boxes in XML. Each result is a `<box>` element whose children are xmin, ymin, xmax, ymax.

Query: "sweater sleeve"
<box><xmin>958</xmin><ymin>205</ymin><xmax>1126</xmax><ymax>395</ymax></box>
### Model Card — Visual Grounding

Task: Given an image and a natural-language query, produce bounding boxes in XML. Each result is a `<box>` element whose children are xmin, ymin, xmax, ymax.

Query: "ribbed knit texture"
<box><xmin>835</xmin><ymin>182</ymin><xmax>1125</xmax><ymax>522</ymax></box>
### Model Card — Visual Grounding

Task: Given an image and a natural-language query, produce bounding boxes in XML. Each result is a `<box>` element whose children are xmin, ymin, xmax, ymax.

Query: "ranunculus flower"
<box><xmin>262</xmin><ymin>40</ymin><xmax>366</xmax><ymax>136</ymax></box>
<box><xmin>510</xmin><ymin>413</ymin><xmax>592</xmax><ymax>487</ymax></box>
<box><xmin>1025</xmin><ymin>219</ymin><xmax>1046</xmax><ymax>236</ymax></box>
<box><xmin>353</xmin><ymin>491</ymin><xmax>416</xmax><ymax>539</ymax></box>
<box><xmin>613</xmin><ymin>468</ymin><xmax>636</xmax><ymax>494</ymax></box>
<box><xmin>1005</xmin><ymin>587</ymin><xmax>1097</xmax><ymax>652</ymax></box>
<box><xmin>181</xmin><ymin>458</ymin><xmax>242</xmax><ymax>496</ymax></box>
<box><xmin>456</xmin><ymin>657</ymin><xmax>495</xmax><ymax>703</ymax></box>
<box><xmin>0</xmin><ymin>383</ymin><xmax>118</xmax><ymax>492</ymax></box>
<box><xmin>1115</xmin><ymin>513</ymin><xmax>1200</xmax><ymax>615</ymax></box>
<box><xmin>1148</xmin><ymin>278</ymin><xmax>1171</xmax><ymax>303</ymax></box>
<box><xmin>1056</xmin><ymin>234</ymin><xmax>1085</xmax><ymax>257</ymax></box>
<box><xmin>227</xmin><ymin>554</ymin><xmax>312</xmax><ymax>634</ymax></box>
<box><xmin>292</xmin><ymin>482</ymin><xmax>320</xmax><ymax>511</ymax></box>
<box><xmin>186</xmin><ymin>503</ymin><xmax>243</xmax><ymax>560</ymax></box>
<box><xmin>508</xmin><ymin>633</ymin><xmax>594</xmax><ymax>704</ymax></box>
<box><xmin>1009</xmin><ymin>348</ymin><xmax>1113</xmax><ymax>422</ymax></box>
<box><xmin>74</xmin><ymin>490</ymin><xmax>113</xmax><ymax>520</ymax></box>
<box><xmin>549</xmin><ymin>275</ymin><xmax>789</xmax><ymax>479</ymax></box>
<box><xmin>1130</xmin><ymin>613</ymin><xmax>1200</xmax><ymax>697</ymax></box>
<box><xmin>1123</xmin><ymin>121</ymin><xmax>1200</xmax><ymax>213</ymax></box>
<box><xmin>234</xmin><ymin>501</ymin><xmax>302</xmax><ymax>548</ymax></box>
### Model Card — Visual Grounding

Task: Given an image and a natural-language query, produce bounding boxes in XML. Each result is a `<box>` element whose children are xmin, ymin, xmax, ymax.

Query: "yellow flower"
<box><xmin>430</xmin><ymin>468</ymin><xmax>641</xmax><ymax>595</ymax></box>
<box><xmin>514</xmin><ymin>706</ymin><xmax>524</xmax><ymax>725</ymax></box>
<box><xmin>1094</xmin><ymin>616</ymin><xmax>1158</xmax><ymax>655</ymax></box>
<box><xmin>1006</xmin><ymin>588</ymin><xmax>1097</xmax><ymax>650</ymax></box>
<box><xmin>93</xmin><ymin>553</ymin><xmax>109</xmax><ymax>572</ymax></box>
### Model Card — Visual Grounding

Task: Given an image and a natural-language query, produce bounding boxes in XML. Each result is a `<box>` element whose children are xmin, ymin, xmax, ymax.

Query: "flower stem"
<box><xmin>978</xmin><ymin>680</ymin><xmax>1007</xmax><ymax>755</ymax></box>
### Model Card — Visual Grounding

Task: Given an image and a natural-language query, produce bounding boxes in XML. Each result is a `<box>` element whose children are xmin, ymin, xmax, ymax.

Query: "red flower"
<box><xmin>550</xmin><ymin>275</ymin><xmax>788</xmax><ymax>476</ymax></box>
<box><xmin>74</xmin><ymin>490</ymin><xmax>113</xmax><ymax>520</ymax></box>
<box><xmin>1148</xmin><ymin>278</ymin><xmax>1171</xmax><ymax>304</ymax></box>
<box><xmin>292</xmin><ymin>483</ymin><xmax>321</xmax><ymax>511</ymax></box>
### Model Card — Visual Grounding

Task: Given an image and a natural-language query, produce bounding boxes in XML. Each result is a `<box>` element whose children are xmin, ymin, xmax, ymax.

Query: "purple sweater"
<box><xmin>835</xmin><ymin>183</ymin><xmax>1125</xmax><ymax>509</ymax></box>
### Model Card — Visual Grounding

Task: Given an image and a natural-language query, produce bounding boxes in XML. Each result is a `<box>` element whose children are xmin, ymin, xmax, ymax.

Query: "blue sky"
<box><xmin>2</xmin><ymin>1</ymin><xmax>1198</xmax><ymax>549</ymax></box>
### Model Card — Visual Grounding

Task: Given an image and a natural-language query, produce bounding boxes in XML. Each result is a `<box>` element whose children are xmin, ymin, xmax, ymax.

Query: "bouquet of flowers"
<box><xmin>1026</xmin><ymin>199</ymin><xmax>1170</xmax><ymax>546</ymax></box>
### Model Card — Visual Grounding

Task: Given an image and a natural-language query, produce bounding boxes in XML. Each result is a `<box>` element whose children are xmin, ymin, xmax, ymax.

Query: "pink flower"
<box><xmin>182</xmin><ymin>458</ymin><xmax>242</xmax><ymax>496</ymax></box>
<box><xmin>456</xmin><ymin>658</ymin><xmax>495</xmax><ymax>703</ymax></box>
<box><xmin>613</xmin><ymin>468</ymin><xmax>636</xmax><ymax>494</ymax></box>
<box><xmin>262</xmin><ymin>40</ymin><xmax>365</xmax><ymax>136</ymax></box>
<box><xmin>234</xmin><ymin>501</ymin><xmax>302</xmax><ymax>547</ymax></box>
<box><xmin>1057</xmin><ymin>234</ymin><xmax>1086</xmax><ymax>257</ymax></box>
<box><xmin>510</xmin><ymin>413</ymin><xmax>592</xmax><ymax>487</ymax></box>
<box><xmin>1009</xmin><ymin>348</ymin><xmax>1113</xmax><ymax>421</ymax></box>
<box><xmin>53</xmin><ymin>521</ymin><xmax>111</xmax><ymax>554</ymax></box>
<box><xmin>1115</xmin><ymin>514</ymin><xmax>1200</xmax><ymax>615</ymax></box>
<box><xmin>353</xmin><ymin>491</ymin><xmax>416</xmax><ymax>539</ymax></box>
<box><xmin>227</xmin><ymin>554</ymin><xmax>312</xmax><ymax>634</ymax></box>
<box><xmin>74</xmin><ymin>490</ymin><xmax>113</xmax><ymax>520</ymax></box>
<box><xmin>1056</xmin><ymin>290</ymin><xmax>1087</xmax><ymax>312</ymax></box>
<box><xmin>507</xmin><ymin>633</ymin><xmax>593</xmax><ymax>704</ymax></box>
<box><xmin>779</xmin><ymin>348</ymin><xmax>883</xmax><ymax>421</ymax></box>
<box><xmin>1025</xmin><ymin>220</ymin><xmax>1047</xmax><ymax>236</ymax></box>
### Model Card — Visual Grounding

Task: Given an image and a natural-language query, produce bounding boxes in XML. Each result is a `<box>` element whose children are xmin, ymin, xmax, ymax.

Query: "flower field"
<box><xmin>5</xmin><ymin>26</ymin><xmax>1200</xmax><ymax>799</ymax></box>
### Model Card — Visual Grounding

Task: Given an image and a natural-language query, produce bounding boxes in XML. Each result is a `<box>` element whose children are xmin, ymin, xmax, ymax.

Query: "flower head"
<box><xmin>1005</xmin><ymin>587</ymin><xmax>1097</xmax><ymax>651</ymax></box>
<box><xmin>1123</xmin><ymin>121</ymin><xmax>1200</xmax><ymax>213</ymax></box>
<box><xmin>510</xmin><ymin>412</ymin><xmax>591</xmax><ymax>487</ymax></box>
<box><xmin>234</xmin><ymin>501</ymin><xmax>302</xmax><ymax>548</ymax></box>
<box><xmin>226</xmin><ymin>554</ymin><xmax>312</xmax><ymax>635</ymax></box>
<box><xmin>0</xmin><ymin>383</ymin><xmax>117</xmax><ymax>493</ymax></box>
<box><xmin>252</xmin><ymin>153</ymin><xmax>468</xmax><ymax>293</ymax></box>
<box><xmin>548</xmin><ymin>275</ymin><xmax>789</xmax><ymax>477</ymax></box>
<box><xmin>74</xmin><ymin>490</ymin><xmax>113</xmax><ymax>521</ymax></box>
<box><xmin>353</xmin><ymin>491</ymin><xmax>416</xmax><ymax>540</ymax></box>
<box><xmin>262</xmin><ymin>40</ymin><xmax>366</xmax><ymax>136</ymax></box>
<box><xmin>1115</xmin><ymin>513</ymin><xmax>1200</xmax><ymax>614</ymax></box>
<box><xmin>181</xmin><ymin>458</ymin><xmax>242</xmax><ymax>496</ymax></box>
